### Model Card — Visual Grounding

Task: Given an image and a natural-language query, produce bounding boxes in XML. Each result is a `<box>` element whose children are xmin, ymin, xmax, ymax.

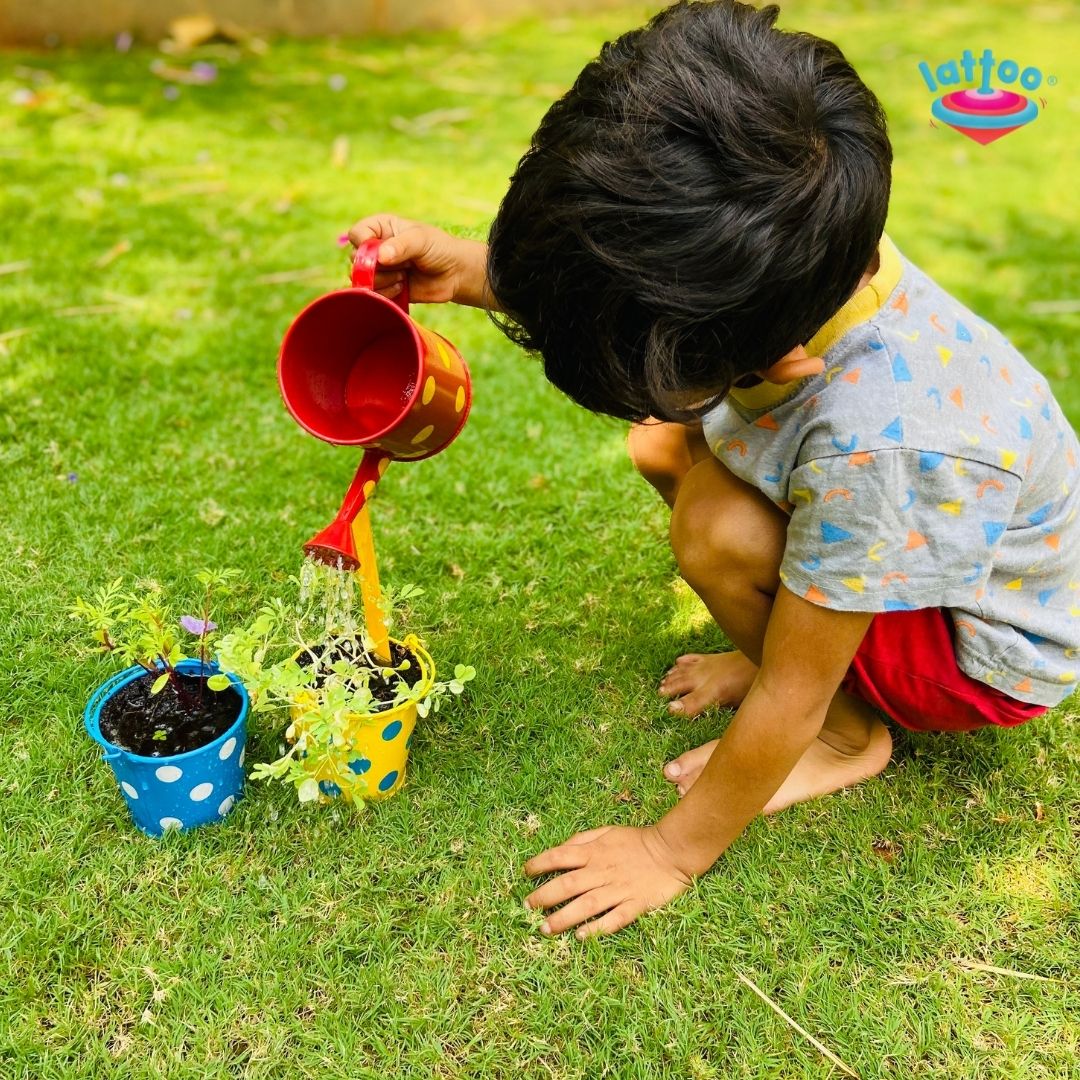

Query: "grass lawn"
<box><xmin>1</xmin><ymin>2</ymin><xmax>1078</xmax><ymax>1076</ymax></box>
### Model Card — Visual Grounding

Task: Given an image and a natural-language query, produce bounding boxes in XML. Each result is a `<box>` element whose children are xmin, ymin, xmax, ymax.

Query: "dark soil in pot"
<box><xmin>100</xmin><ymin>672</ymin><xmax>243</xmax><ymax>757</ymax></box>
<box><xmin>299</xmin><ymin>639</ymin><xmax>424</xmax><ymax>703</ymax></box>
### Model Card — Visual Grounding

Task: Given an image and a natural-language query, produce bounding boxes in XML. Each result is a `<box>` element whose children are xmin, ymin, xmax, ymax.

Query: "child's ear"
<box><xmin>760</xmin><ymin>345</ymin><xmax>826</xmax><ymax>384</ymax></box>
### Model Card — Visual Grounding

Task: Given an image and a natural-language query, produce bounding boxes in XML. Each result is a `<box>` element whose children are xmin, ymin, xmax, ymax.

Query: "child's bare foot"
<box><xmin>658</xmin><ymin>651</ymin><xmax>758</xmax><ymax>717</ymax></box>
<box><xmin>663</xmin><ymin>696</ymin><xmax>893</xmax><ymax>810</ymax></box>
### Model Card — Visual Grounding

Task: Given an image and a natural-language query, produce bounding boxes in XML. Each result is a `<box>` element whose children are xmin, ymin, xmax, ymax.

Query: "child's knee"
<box><xmin>627</xmin><ymin>420</ymin><xmax>708</xmax><ymax>502</ymax></box>
<box><xmin>670</xmin><ymin>459</ymin><xmax>785</xmax><ymax>586</ymax></box>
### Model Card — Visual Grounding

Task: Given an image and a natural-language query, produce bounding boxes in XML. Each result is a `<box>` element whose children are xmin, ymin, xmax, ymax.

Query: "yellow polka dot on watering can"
<box><xmin>362</xmin><ymin>480</ymin><xmax>376</xmax><ymax>499</ymax></box>
<box><xmin>422</xmin><ymin>376</ymin><xmax>437</xmax><ymax>405</ymax></box>
<box><xmin>378</xmin><ymin>457</ymin><xmax>390</xmax><ymax>476</ymax></box>
<box><xmin>412</xmin><ymin>424</ymin><xmax>435</xmax><ymax>445</ymax></box>
<box><xmin>455</xmin><ymin>386</ymin><xmax>466</xmax><ymax>413</ymax></box>
<box><xmin>436</xmin><ymin>341</ymin><xmax>453</xmax><ymax>370</ymax></box>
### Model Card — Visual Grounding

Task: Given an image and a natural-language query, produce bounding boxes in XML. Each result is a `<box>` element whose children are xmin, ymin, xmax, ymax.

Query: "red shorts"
<box><xmin>842</xmin><ymin>607</ymin><xmax>1048</xmax><ymax>733</ymax></box>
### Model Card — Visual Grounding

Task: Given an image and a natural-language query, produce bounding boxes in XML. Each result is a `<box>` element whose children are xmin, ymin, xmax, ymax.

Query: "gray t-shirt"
<box><xmin>702</xmin><ymin>234</ymin><xmax>1080</xmax><ymax>707</ymax></box>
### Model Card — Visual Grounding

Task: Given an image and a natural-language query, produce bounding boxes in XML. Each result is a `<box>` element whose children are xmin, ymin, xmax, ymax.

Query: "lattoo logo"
<box><xmin>918</xmin><ymin>48</ymin><xmax>1055</xmax><ymax>145</ymax></box>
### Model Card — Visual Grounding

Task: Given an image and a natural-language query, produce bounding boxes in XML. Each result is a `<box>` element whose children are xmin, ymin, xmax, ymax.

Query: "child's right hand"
<box><xmin>346</xmin><ymin>213</ymin><xmax>494</xmax><ymax>310</ymax></box>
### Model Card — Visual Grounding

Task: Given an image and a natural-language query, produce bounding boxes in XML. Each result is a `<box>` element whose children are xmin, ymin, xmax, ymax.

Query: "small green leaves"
<box><xmin>297</xmin><ymin>778</ymin><xmax>320</xmax><ymax>803</ymax></box>
<box><xmin>152</xmin><ymin>730</ymin><xmax>167</xmax><ymax>741</ymax></box>
<box><xmin>206</xmin><ymin>673</ymin><xmax>232</xmax><ymax>692</ymax></box>
<box><xmin>448</xmin><ymin>664</ymin><xmax>477</xmax><ymax>695</ymax></box>
<box><xmin>151</xmin><ymin>673</ymin><xmax>170</xmax><ymax>695</ymax></box>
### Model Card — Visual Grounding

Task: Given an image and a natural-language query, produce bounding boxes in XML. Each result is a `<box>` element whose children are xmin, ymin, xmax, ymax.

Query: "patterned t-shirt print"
<box><xmin>702</xmin><ymin>235</ymin><xmax>1080</xmax><ymax>707</ymax></box>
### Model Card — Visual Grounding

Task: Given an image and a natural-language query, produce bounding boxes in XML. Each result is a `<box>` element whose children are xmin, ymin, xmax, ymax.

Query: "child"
<box><xmin>348</xmin><ymin>0</ymin><xmax>1080</xmax><ymax>939</ymax></box>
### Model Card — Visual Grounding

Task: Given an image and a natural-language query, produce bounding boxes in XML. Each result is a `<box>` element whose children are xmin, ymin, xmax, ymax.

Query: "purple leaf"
<box><xmin>180</xmin><ymin>615</ymin><xmax>217</xmax><ymax>635</ymax></box>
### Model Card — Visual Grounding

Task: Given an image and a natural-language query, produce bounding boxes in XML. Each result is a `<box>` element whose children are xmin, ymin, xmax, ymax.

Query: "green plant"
<box><xmin>215</xmin><ymin>561</ymin><xmax>475</xmax><ymax>804</ymax></box>
<box><xmin>71</xmin><ymin>570</ymin><xmax>241</xmax><ymax>717</ymax></box>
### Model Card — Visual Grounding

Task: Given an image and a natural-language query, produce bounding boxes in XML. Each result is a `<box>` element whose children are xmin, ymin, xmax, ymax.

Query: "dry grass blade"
<box><xmin>331</xmin><ymin>136</ymin><xmax>349</xmax><ymax>169</ymax></box>
<box><xmin>390</xmin><ymin>107</ymin><xmax>473</xmax><ymax>137</ymax></box>
<box><xmin>956</xmin><ymin>958</ymin><xmax>1053</xmax><ymax>982</ymax></box>
<box><xmin>94</xmin><ymin>240</ymin><xmax>132</xmax><ymax>269</ymax></box>
<box><xmin>143</xmin><ymin>181</ymin><xmax>229</xmax><ymax>205</ymax></box>
<box><xmin>1027</xmin><ymin>299</ymin><xmax>1080</xmax><ymax>315</ymax></box>
<box><xmin>54</xmin><ymin>304</ymin><xmax>128</xmax><ymax>318</ymax></box>
<box><xmin>735</xmin><ymin>971</ymin><xmax>860</xmax><ymax>1079</ymax></box>
<box><xmin>0</xmin><ymin>327</ymin><xmax>34</xmax><ymax>343</ymax></box>
<box><xmin>254</xmin><ymin>266</ymin><xmax>333</xmax><ymax>286</ymax></box>
<box><xmin>0</xmin><ymin>260</ymin><xmax>32</xmax><ymax>276</ymax></box>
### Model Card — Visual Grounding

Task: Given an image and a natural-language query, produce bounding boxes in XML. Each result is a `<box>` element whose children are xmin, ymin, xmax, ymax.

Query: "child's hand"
<box><xmin>523</xmin><ymin>824</ymin><xmax>696</xmax><ymax>939</ymax></box>
<box><xmin>346</xmin><ymin>213</ymin><xmax>493</xmax><ymax>309</ymax></box>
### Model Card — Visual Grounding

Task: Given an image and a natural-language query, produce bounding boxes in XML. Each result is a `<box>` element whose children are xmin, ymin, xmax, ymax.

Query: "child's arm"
<box><xmin>347</xmin><ymin>213</ymin><xmax>494</xmax><ymax>310</ymax></box>
<box><xmin>524</xmin><ymin>587</ymin><xmax>874</xmax><ymax>938</ymax></box>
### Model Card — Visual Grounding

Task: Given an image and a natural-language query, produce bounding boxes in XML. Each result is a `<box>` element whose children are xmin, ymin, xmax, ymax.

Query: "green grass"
<box><xmin>2</xmin><ymin>2</ymin><xmax>1078</xmax><ymax>1076</ymax></box>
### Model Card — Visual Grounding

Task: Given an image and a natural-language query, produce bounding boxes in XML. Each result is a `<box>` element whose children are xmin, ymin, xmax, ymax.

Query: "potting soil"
<box><xmin>100</xmin><ymin>672</ymin><xmax>243</xmax><ymax>757</ymax></box>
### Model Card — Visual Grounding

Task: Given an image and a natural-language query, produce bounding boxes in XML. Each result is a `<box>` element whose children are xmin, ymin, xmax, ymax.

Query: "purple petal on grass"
<box><xmin>66</xmin><ymin>472</ymin><xmax>78</xmax><ymax>483</ymax></box>
<box><xmin>115</xmin><ymin>31</ymin><xmax>133</xmax><ymax>52</ymax></box>
<box><xmin>191</xmin><ymin>62</ymin><xmax>218</xmax><ymax>83</ymax></box>
<box><xmin>163</xmin><ymin>85</ymin><xmax>180</xmax><ymax>100</ymax></box>
<box><xmin>337</xmin><ymin>233</ymin><xmax>351</xmax><ymax>247</ymax></box>
<box><xmin>180</xmin><ymin>615</ymin><xmax>217</xmax><ymax>635</ymax></box>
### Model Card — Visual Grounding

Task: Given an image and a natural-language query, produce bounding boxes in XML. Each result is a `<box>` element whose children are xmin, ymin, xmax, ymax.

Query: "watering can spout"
<box><xmin>304</xmin><ymin>520</ymin><xmax>360</xmax><ymax>570</ymax></box>
<box><xmin>303</xmin><ymin>448</ymin><xmax>389</xmax><ymax>569</ymax></box>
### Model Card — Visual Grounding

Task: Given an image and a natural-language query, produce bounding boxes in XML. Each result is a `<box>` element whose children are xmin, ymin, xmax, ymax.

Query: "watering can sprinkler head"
<box><xmin>278</xmin><ymin>239</ymin><xmax>472</xmax><ymax>567</ymax></box>
<box><xmin>301</xmin><ymin>449</ymin><xmax>389</xmax><ymax>570</ymax></box>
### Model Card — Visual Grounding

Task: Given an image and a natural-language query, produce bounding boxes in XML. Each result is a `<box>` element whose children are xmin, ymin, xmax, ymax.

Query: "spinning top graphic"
<box><xmin>931</xmin><ymin>88</ymin><xmax>1039</xmax><ymax>145</ymax></box>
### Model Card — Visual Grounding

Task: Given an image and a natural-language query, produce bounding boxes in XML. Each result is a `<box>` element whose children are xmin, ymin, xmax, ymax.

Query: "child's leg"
<box><xmin>662</xmin><ymin>456</ymin><xmax>892</xmax><ymax>812</ymax></box>
<box><xmin>627</xmin><ymin>419</ymin><xmax>712</xmax><ymax>508</ymax></box>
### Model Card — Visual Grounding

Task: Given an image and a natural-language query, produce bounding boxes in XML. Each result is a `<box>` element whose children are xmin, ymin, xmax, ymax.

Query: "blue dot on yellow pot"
<box><xmin>378</xmin><ymin>770</ymin><xmax>399</xmax><ymax>792</ymax></box>
<box><xmin>348</xmin><ymin>757</ymin><xmax>371</xmax><ymax>775</ymax></box>
<box><xmin>381</xmin><ymin>719</ymin><xmax>403</xmax><ymax>741</ymax></box>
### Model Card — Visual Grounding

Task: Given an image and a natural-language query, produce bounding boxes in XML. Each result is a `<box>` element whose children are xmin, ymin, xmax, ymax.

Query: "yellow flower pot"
<box><xmin>289</xmin><ymin>634</ymin><xmax>434</xmax><ymax>803</ymax></box>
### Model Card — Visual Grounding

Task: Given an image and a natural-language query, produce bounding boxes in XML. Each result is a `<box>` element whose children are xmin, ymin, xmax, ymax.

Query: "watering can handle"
<box><xmin>351</xmin><ymin>239</ymin><xmax>410</xmax><ymax>313</ymax></box>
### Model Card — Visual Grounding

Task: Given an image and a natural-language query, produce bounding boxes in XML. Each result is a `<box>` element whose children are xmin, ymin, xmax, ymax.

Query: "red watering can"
<box><xmin>278</xmin><ymin>239</ymin><xmax>472</xmax><ymax>569</ymax></box>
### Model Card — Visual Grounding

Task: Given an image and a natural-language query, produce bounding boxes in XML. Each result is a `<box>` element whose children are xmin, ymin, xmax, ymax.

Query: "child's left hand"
<box><xmin>524</xmin><ymin>824</ymin><xmax>696</xmax><ymax>938</ymax></box>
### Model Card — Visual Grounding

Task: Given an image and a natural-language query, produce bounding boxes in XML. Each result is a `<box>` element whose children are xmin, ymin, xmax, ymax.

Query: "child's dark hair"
<box><xmin>487</xmin><ymin>0</ymin><xmax>892</xmax><ymax>422</ymax></box>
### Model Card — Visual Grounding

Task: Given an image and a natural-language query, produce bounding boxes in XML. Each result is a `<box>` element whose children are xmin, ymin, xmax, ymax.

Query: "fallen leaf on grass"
<box><xmin>149</xmin><ymin>59</ymin><xmax>218</xmax><ymax>85</ymax></box>
<box><xmin>0</xmin><ymin>260</ymin><xmax>31</xmax><ymax>276</ymax></box>
<box><xmin>168</xmin><ymin>14</ymin><xmax>219</xmax><ymax>49</ymax></box>
<box><xmin>614</xmin><ymin>789</ymin><xmax>633</xmax><ymax>804</ymax></box>
<box><xmin>871</xmin><ymin>838</ymin><xmax>898</xmax><ymax>862</ymax></box>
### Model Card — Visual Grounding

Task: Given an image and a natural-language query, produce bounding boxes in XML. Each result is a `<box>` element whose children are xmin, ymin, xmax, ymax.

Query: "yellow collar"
<box><xmin>727</xmin><ymin>233</ymin><xmax>902</xmax><ymax>411</ymax></box>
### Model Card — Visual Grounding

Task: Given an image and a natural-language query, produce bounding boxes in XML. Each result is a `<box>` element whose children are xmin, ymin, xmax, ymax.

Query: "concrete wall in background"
<box><xmin>1</xmin><ymin>0</ymin><xmax>632</xmax><ymax>45</ymax></box>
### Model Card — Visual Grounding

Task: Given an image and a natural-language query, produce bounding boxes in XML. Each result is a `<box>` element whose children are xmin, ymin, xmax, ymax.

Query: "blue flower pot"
<box><xmin>84</xmin><ymin>660</ymin><xmax>249</xmax><ymax>838</ymax></box>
